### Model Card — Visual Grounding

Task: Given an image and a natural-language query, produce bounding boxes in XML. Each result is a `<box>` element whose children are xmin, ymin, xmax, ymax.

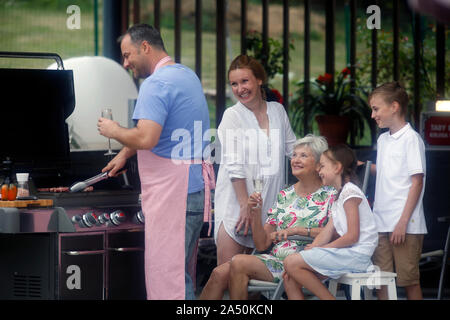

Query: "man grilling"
<box><xmin>97</xmin><ymin>24</ymin><xmax>212</xmax><ymax>300</ymax></box>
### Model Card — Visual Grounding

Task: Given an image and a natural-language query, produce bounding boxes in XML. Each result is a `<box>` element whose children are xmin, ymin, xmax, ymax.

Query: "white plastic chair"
<box><xmin>361</xmin><ymin>160</ymin><xmax>372</xmax><ymax>194</ymax></box>
<box><xmin>328</xmin><ymin>271</ymin><xmax>398</xmax><ymax>300</ymax></box>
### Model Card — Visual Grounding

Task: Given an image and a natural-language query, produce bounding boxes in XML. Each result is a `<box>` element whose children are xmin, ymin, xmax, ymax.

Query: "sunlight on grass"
<box><xmin>0</xmin><ymin>2</ymin><xmax>372</xmax><ymax>144</ymax></box>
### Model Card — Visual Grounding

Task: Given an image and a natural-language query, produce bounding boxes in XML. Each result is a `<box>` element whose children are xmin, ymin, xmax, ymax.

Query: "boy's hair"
<box><xmin>293</xmin><ymin>134</ymin><xmax>328</xmax><ymax>163</ymax></box>
<box><xmin>368</xmin><ymin>81</ymin><xmax>409</xmax><ymax>117</ymax></box>
<box><xmin>322</xmin><ymin>144</ymin><xmax>360</xmax><ymax>188</ymax></box>
<box><xmin>228</xmin><ymin>54</ymin><xmax>267</xmax><ymax>99</ymax></box>
<box><xmin>118</xmin><ymin>23</ymin><xmax>166</xmax><ymax>52</ymax></box>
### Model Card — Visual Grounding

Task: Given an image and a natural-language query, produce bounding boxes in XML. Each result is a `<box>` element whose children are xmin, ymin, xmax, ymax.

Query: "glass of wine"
<box><xmin>252</xmin><ymin>167</ymin><xmax>265</xmax><ymax>208</ymax></box>
<box><xmin>101</xmin><ymin>108</ymin><xmax>117</xmax><ymax>156</ymax></box>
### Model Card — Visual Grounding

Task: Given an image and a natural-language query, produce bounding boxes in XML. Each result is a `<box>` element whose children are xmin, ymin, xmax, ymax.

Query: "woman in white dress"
<box><xmin>200</xmin><ymin>54</ymin><xmax>296</xmax><ymax>299</ymax></box>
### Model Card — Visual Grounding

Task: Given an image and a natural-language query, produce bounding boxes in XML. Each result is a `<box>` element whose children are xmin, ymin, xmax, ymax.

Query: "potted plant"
<box><xmin>289</xmin><ymin>67</ymin><xmax>375</xmax><ymax>146</ymax></box>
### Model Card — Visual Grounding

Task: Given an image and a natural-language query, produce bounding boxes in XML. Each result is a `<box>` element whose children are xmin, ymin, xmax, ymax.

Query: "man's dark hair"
<box><xmin>118</xmin><ymin>23</ymin><xmax>166</xmax><ymax>52</ymax></box>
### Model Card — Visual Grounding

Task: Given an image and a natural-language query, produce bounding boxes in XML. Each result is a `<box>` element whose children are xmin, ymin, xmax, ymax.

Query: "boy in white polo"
<box><xmin>369</xmin><ymin>82</ymin><xmax>426</xmax><ymax>300</ymax></box>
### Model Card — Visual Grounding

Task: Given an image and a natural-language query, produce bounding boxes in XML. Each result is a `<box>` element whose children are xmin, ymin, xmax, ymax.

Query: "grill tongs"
<box><xmin>70</xmin><ymin>161</ymin><xmax>131</xmax><ymax>193</ymax></box>
<box><xmin>69</xmin><ymin>171</ymin><xmax>110</xmax><ymax>193</ymax></box>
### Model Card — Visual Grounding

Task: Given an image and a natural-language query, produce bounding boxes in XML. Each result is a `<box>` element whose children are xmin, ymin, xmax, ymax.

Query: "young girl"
<box><xmin>283</xmin><ymin>144</ymin><xmax>378</xmax><ymax>300</ymax></box>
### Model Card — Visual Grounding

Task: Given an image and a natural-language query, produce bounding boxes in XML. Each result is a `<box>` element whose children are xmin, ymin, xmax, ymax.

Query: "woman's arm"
<box><xmin>370</xmin><ymin>163</ymin><xmax>376</xmax><ymax>176</ymax></box>
<box><xmin>248</xmin><ymin>193</ymin><xmax>276</xmax><ymax>251</ymax></box>
<box><xmin>306</xmin><ymin>217</ymin><xmax>336</xmax><ymax>249</ymax></box>
<box><xmin>282</xmin><ymin>106</ymin><xmax>297</xmax><ymax>158</ymax></box>
<box><xmin>231</xmin><ymin>178</ymin><xmax>251</xmax><ymax>236</ymax></box>
<box><xmin>322</xmin><ymin>197</ymin><xmax>361</xmax><ymax>249</ymax></box>
<box><xmin>217</xmin><ymin>109</ymin><xmax>251</xmax><ymax>235</ymax></box>
<box><xmin>271</xmin><ymin>225</ymin><xmax>325</xmax><ymax>243</ymax></box>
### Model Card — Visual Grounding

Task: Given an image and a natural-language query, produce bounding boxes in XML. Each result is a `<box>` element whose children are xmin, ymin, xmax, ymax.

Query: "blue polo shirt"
<box><xmin>132</xmin><ymin>64</ymin><xmax>210</xmax><ymax>193</ymax></box>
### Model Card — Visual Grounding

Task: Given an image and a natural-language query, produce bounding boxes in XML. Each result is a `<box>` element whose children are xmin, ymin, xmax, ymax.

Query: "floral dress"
<box><xmin>255</xmin><ymin>185</ymin><xmax>336</xmax><ymax>282</ymax></box>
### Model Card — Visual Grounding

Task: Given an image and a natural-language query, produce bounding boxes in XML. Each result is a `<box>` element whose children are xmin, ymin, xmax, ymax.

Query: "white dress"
<box><xmin>300</xmin><ymin>182</ymin><xmax>379</xmax><ymax>279</ymax></box>
<box><xmin>331</xmin><ymin>182</ymin><xmax>378</xmax><ymax>256</ymax></box>
<box><xmin>214</xmin><ymin>101</ymin><xmax>297</xmax><ymax>247</ymax></box>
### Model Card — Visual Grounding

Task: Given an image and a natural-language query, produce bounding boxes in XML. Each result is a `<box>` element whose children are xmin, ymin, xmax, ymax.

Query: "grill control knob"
<box><xmin>98</xmin><ymin>213</ymin><xmax>110</xmax><ymax>224</ymax></box>
<box><xmin>134</xmin><ymin>210</ymin><xmax>145</xmax><ymax>224</ymax></box>
<box><xmin>110</xmin><ymin>210</ymin><xmax>126</xmax><ymax>226</ymax></box>
<box><xmin>71</xmin><ymin>215</ymin><xmax>82</xmax><ymax>225</ymax></box>
<box><xmin>82</xmin><ymin>212</ymin><xmax>98</xmax><ymax>227</ymax></box>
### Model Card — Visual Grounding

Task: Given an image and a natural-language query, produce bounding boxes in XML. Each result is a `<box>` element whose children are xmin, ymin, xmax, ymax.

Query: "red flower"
<box><xmin>316</xmin><ymin>73</ymin><xmax>333</xmax><ymax>85</ymax></box>
<box><xmin>271</xmin><ymin>88</ymin><xmax>284</xmax><ymax>105</ymax></box>
<box><xmin>341</xmin><ymin>67</ymin><xmax>351</xmax><ymax>77</ymax></box>
<box><xmin>324</xmin><ymin>73</ymin><xmax>333</xmax><ymax>83</ymax></box>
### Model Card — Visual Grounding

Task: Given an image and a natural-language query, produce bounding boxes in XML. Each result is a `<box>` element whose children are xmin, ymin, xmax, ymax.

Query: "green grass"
<box><xmin>0</xmin><ymin>4</ymin><xmax>346</xmax><ymax>90</ymax></box>
<box><xmin>0</xmin><ymin>3</ymin><xmax>371</xmax><ymax>144</ymax></box>
<box><xmin>0</xmin><ymin>6</ymin><xmax>100</xmax><ymax>69</ymax></box>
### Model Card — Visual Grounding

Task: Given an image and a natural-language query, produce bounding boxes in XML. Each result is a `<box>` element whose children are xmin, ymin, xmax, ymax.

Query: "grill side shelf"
<box><xmin>48</xmin><ymin>207</ymin><xmax>76</xmax><ymax>233</ymax></box>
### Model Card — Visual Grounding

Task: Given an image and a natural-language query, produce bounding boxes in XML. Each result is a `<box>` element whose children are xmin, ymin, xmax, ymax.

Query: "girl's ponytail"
<box><xmin>323</xmin><ymin>144</ymin><xmax>360</xmax><ymax>197</ymax></box>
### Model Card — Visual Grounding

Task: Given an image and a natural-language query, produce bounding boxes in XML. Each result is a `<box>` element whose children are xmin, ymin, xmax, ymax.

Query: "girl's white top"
<box><xmin>214</xmin><ymin>101</ymin><xmax>297</xmax><ymax>247</ymax></box>
<box><xmin>331</xmin><ymin>182</ymin><xmax>378</xmax><ymax>256</ymax></box>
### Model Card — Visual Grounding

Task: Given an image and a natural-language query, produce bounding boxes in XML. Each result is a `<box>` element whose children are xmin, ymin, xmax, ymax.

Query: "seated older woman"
<box><xmin>200</xmin><ymin>134</ymin><xmax>336</xmax><ymax>300</ymax></box>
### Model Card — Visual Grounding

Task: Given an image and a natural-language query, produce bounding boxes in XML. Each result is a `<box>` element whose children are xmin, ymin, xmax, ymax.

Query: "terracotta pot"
<box><xmin>315</xmin><ymin>115</ymin><xmax>350</xmax><ymax>146</ymax></box>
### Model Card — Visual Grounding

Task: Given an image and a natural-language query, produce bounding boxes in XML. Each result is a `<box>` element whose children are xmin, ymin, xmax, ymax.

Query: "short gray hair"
<box><xmin>293</xmin><ymin>134</ymin><xmax>328</xmax><ymax>162</ymax></box>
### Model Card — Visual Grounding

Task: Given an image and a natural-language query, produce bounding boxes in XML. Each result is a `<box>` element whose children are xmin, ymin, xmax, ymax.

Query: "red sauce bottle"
<box><xmin>1</xmin><ymin>177</ymin><xmax>10</xmax><ymax>201</ymax></box>
<box><xmin>7</xmin><ymin>182</ymin><xmax>17</xmax><ymax>201</ymax></box>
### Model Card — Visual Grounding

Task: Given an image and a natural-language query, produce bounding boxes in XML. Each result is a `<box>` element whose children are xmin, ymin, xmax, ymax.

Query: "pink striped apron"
<box><xmin>138</xmin><ymin>151</ymin><xmax>215</xmax><ymax>300</ymax></box>
<box><xmin>138</xmin><ymin>57</ymin><xmax>215</xmax><ymax>299</ymax></box>
<box><xmin>138</xmin><ymin>150</ymin><xmax>189</xmax><ymax>299</ymax></box>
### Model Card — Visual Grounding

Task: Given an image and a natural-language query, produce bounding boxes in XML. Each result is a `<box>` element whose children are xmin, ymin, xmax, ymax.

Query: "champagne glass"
<box><xmin>101</xmin><ymin>108</ymin><xmax>117</xmax><ymax>156</ymax></box>
<box><xmin>252</xmin><ymin>167</ymin><xmax>265</xmax><ymax>208</ymax></box>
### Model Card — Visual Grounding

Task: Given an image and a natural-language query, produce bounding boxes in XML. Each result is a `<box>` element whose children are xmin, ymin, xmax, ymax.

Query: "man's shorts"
<box><xmin>372</xmin><ymin>233</ymin><xmax>424</xmax><ymax>287</ymax></box>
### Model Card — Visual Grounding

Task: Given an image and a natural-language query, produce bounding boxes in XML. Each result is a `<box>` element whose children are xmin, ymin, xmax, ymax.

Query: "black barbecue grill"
<box><xmin>0</xmin><ymin>52</ymin><xmax>145</xmax><ymax>300</ymax></box>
